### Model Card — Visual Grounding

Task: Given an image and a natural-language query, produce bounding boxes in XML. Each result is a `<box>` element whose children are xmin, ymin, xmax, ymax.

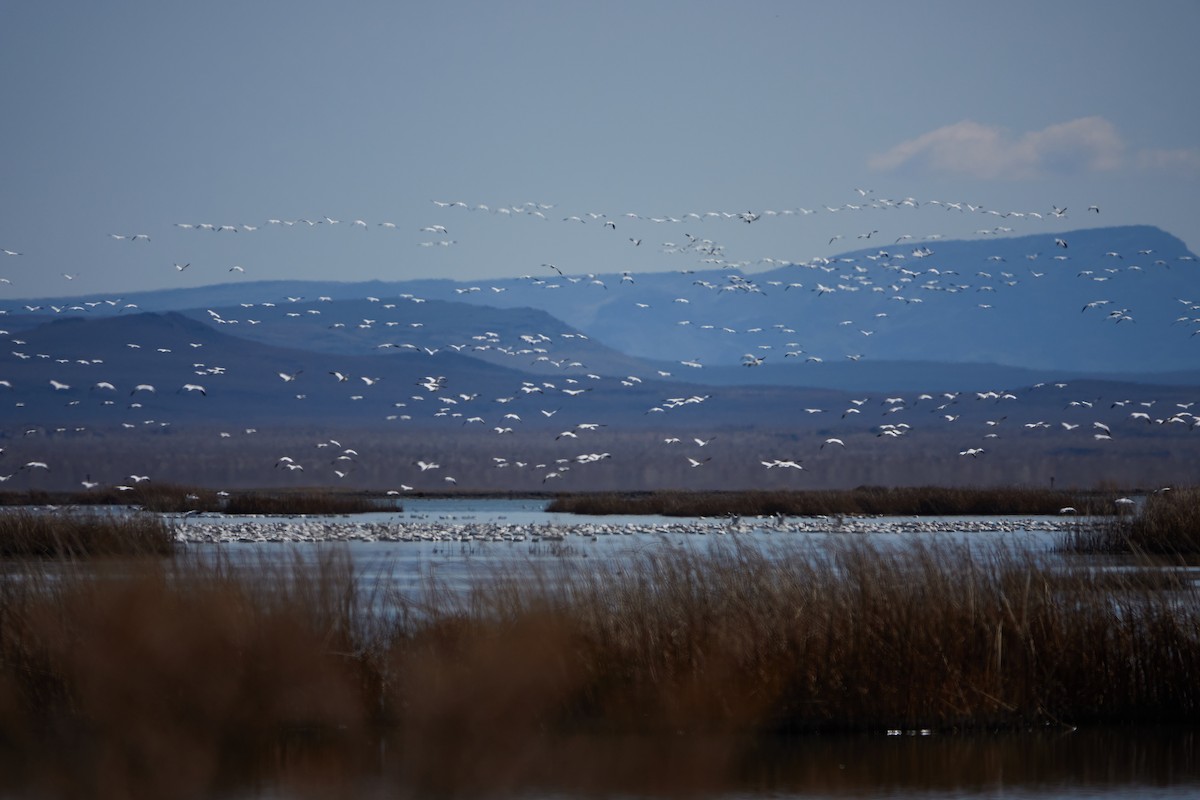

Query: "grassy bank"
<box><xmin>1</xmin><ymin>537</ymin><xmax>1198</xmax><ymax>796</ymax></box>
<box><xmin>548</xmin><ymin>486</ymin><xmax>1102</xmax><ymax>517</ymax></box>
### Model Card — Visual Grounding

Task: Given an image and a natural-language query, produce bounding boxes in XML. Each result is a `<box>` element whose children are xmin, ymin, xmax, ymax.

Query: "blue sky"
<box><xmin>2</xmin><ymin>0</ymin><xmax>1198</xmax><ymax>299</ymax></box>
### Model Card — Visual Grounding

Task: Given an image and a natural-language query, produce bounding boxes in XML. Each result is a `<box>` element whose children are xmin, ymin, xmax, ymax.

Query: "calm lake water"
<box><xmin>159</xmin><ymin>500</ymin><xmax>1200</xmax><ymax>798</ymax></box>
<box><xmin>179</xmin><ymin>497</ymin><xmax>1071</xmax><ymax>596</ymax></box>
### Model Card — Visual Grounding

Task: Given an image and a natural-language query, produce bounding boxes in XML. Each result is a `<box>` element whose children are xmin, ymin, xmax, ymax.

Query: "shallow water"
<box><xmin>182</xmin><ymin>495</ymin><xmax>1076</xmax><ymax>532</ymax></box>
<box><xmin>174</xmin><ymin>497</ymin><xmax>1073</xmax><ymax>601</ymax></box>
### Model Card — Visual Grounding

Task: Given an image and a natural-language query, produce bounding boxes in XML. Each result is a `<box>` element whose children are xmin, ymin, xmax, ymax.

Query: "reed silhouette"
<box><xmin>1058</xmin><ymin>487</ymin><xmax>1200</xmax><ymax>554</ymax></box>
<box><xmin>1</xmin><ymin>529</ymin><xmax>1198</xmax><ymax>796</ymax></box>
<box><xmin>0</xmin><ymin>508</ymin><xmax>174</xmax><ymax>558</ymax></box>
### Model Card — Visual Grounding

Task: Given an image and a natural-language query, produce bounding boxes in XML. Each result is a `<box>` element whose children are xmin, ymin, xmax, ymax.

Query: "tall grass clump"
<box><xmin>451</xmin><ymin>540</ymin><xmax>1200</xmax><ymax>737</ymax></box>
<box><xmin>549</xmin><ymin>486</ymin><xmax>1096</xmax><ymax>517</ymax></box>
<box><xmin>0</xmin><ymin>550</ymin><xmax>377</xmax><ymax>797</ymax></box>
<box><xmin>1124</xmin><ymin>487</ymin><xmax>1200</xmax><ymax>554</ymax></box>
<box><xmin>0</xmin><ymin>509</ymin><xmax>175</xmax><ymax>559</ymax></box>
<box><xmin>1</xmin><ymin>538</ymin><xmax>1199</xmax><ymax>796</ymax></box>
<box><xmin>1058</xmin><ymin>487</ymin><xmax>1200</xmax><ymax>555</ymax></box>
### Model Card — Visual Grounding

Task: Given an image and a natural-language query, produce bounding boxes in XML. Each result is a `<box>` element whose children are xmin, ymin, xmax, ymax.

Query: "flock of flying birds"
<box><xmin>1</xmin><ymin>189</ymin><xmax>1198</xmax><ymax>492</ymax></box>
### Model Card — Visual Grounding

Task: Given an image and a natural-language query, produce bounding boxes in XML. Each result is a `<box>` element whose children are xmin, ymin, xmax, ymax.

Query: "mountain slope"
<box><xmin>3</xmin><ymin>226</ymin><xmax>1196</xmax><ymax>382</ymax></box>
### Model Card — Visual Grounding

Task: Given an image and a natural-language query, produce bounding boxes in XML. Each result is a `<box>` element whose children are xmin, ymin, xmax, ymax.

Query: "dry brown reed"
<box><xmin>1057</xmin><ymin>487</ymin><xmax>1200</xmax><ymax>555</ymax></box>
<box><xmin>1124</xmin><ymin>487</ymin><xmax>1200</xmax><ymax>553</ymax></box>
<box><xmin>0</xmin><ymin>508</ymin><xmax>175</xmax><ymax>559</ymax></box>
<box><xmin>1</xmin><ymin>538</ymin><xmax>1198</xmax><ymax>797</ymax></box>
<box><xmin>0</xmin><ymin>549</ymin><xmax>375</xmax><ymax>797</ymax></box>
<box><xmin>549</xmin><ymin>486</ymin><xmax>1101</xmax><ymax>517</ymax></box>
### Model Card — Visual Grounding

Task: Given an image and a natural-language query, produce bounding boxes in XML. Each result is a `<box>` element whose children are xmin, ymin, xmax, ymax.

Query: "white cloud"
<box><xmin>1136</xmin><ymin>147</ymin><xmax>1200</xmax><ymax>176</ymax></box>
<box><xmin>870</xmin><ymin>117</ymin><xmax>1125</xmax><ymax>179</ymax></box>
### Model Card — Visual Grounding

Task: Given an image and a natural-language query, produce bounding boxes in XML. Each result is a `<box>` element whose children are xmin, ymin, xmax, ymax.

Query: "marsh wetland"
<box><xmin>0</xmin><ymin>489</ymin><xmax>1199</xmax><ymax>798</ymax></box>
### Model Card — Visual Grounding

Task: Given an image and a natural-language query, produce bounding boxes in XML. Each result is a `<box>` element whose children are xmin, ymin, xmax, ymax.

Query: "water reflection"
<box><xmin>180</xmin><ymin>497</ymin><xmax>1070</xmax><ymax>603</ymax></box>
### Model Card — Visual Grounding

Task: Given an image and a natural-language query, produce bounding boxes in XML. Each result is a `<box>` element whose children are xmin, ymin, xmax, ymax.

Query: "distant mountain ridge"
<box><xmin>2</xmin><ymin>225</ymin><xmax>1196</xmax><ymax>388</ymax></box>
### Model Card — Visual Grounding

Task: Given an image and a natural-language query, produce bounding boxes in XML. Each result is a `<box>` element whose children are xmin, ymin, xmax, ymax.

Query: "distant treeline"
<box><xmin>0</xmin><ymin>484</ymin><xmax>392</xmax><ymax>516</ymax></box>
<box><xmin>547</xmin><ymin>486</ymin><xmax>1109</xmax><ymax>517</ymax></box>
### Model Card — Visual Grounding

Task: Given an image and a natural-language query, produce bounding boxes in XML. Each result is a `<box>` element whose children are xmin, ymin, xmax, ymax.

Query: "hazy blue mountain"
<box><xmin>435</xmin><ymin>225</ymin><xmax>1198</xmax><ymax>375</ymax></box>
<box><xmin>3</xmin><ymin>226</ymin><xmax>1196</xmax><ymax>390</ymax></box>
<box><xmin>3</xmin><ymin>308</ymin><xmax>1197</xmax><ymax>437</ymax></box>
<box><xmin>174</xmin><ymin>297</ymin><xmax>658</xmax><ymax>378</ymax></box>
<box><xmin>0</xmin><ymin>311</ymin><xmax>626</xmax><ymax>430</ymax></box>
<box><xmin>5</xmin><ymin>309</ymin><xmax>1200</xmax><ymax>495</ymax></box>
<box><xmin>2</xmin><ymin>227</ymin><xmax>1196</xmax><ymax>494</ymax></box>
